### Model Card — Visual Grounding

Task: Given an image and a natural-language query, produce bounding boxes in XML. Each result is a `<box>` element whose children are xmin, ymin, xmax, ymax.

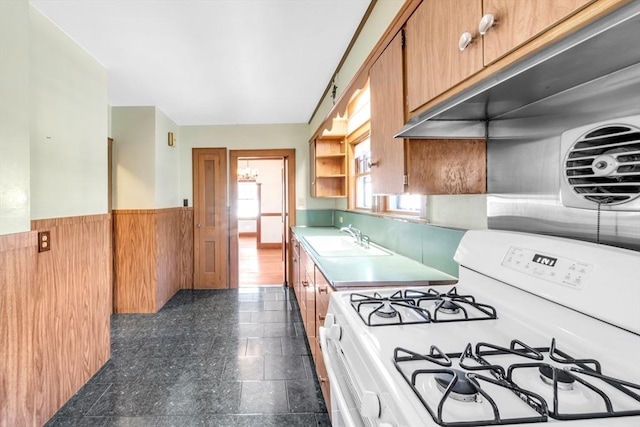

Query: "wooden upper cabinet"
<box><xmin>311</xmin><ymin>136</ymin><xmax>347</xmax><ymax>198</ymax></box>
<box><xmin>407</xmin><ymin>139</ymin><xmax>487</xmax><ymax>195</ymax></box>
<box><xmin>405</xmin><ymin>0</ymin><xmax>595</xmax><ymax>113</ymax></box>
<box><xmin>405</xmin><ymin>0</ymin><xmax>483</xmax><ymax>113</ymax></box>
<box><xmin>370</xmin><ymin>31</ymin><xmax>406</xmax><ymax>195</ymax></box>
<box><xmin>482</xmin><ymin>0</ymin><xmax>594</xmax><ymax>65</ymax></box>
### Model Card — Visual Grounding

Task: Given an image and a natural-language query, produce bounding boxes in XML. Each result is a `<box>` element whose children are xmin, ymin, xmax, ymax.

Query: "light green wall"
<box><xmin>111</xmin><ymin>107</ymin><xmax>156</xmax><ymax>209</ymax></box>
<box><xmin>0</xmin><ymin>0</ymin><xmax>30</xmax><ymax>234</ymax></box>
<box><xmin>309</xmin><ymin>0</ymin><xmax>405</xmax><ymax>133</ymax></box>
<box><xmin>155</xmin><ymin>108</ymin><xmax>180</xmax><ymax>208</ymax></box>
<box><xmin>29</xmin><ymin>8</ymin><xmax>108</xmax><ymax>220</ymax></box>
<box><xmin>0</xmin><ymin>2</ymin><xmax>108</xmax><ymax>233</ymax></box>
<box><xmin>178</xmin><ymin>123</ymin><xmax>336</xmax><ymax>210</ymax></box>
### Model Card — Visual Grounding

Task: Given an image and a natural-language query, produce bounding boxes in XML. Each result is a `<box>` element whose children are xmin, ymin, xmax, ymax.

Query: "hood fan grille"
<box><xmin>564</xmin><ymin>124</ymin><xmax>640</xmax><ymax>205</ymax></box>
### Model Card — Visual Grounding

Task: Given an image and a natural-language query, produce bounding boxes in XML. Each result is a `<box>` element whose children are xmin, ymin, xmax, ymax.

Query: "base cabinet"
<box><xmin>291</xmin><ymin>235</ymin><xmax>334</xmax><ymax>416</ymax></box>
<box><xmin>314</xmin><ymin>268</ymin><xmax>334</xmax><ymax>412</ymax></box>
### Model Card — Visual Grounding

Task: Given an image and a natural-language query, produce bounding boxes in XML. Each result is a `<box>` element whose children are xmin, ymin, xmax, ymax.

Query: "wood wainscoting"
<box><xmin>0</xmin><ymin>214</ymin><xmax>112</xmax><ymax>427</ymax></box>
<box><xmin>113</xmin><ymin>207</ymin><xmax>193</xmax><ymax>313</ymax></box>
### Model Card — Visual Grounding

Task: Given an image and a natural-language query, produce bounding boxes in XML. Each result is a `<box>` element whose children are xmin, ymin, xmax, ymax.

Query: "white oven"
<box><xmin>320</xmin><ymin>230</ymin><xmax>640</xmax><ymax>426</ymax></box>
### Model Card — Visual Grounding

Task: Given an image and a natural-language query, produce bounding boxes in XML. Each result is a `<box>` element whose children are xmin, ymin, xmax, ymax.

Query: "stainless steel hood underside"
<box><xmin>396</xmin><ymin>1</ymin><xmax>640</xmax><ymax>139</ymax></box>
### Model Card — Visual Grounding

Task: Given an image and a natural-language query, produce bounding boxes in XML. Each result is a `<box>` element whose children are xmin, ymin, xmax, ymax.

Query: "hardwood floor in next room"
<box><xmin>239</xmin><ymin>235</ymin><xmax>284</xmax><ymax>287</ymax></box>
<box><xmin>45</xmin><ymin>287</ymin><xmax>329</xmax><ymax>427</ymax></box>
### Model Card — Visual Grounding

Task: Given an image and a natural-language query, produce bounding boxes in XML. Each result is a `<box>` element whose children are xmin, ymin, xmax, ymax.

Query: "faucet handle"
<box><xmin>361</xmin><ymin>235</ymin><xmax>370</xmax><ymax>248</ymax></box>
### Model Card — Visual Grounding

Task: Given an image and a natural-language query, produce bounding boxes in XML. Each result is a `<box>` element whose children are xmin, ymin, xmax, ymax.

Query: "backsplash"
<box><xmin>296</xmin><ymin>209</ymin><xmax>465</xmax><ymax>277</ymax></box>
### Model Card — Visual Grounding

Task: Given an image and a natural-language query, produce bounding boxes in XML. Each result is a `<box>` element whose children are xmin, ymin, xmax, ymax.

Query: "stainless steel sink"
<box><xmin>304</xmin><ymin>235</ymin><xmax>391</xmax><ymax>257</ymax></box>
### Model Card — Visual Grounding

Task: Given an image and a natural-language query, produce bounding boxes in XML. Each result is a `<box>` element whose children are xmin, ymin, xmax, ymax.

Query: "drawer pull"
<box><xmin>319</xmin><ymin>314</ymin><xmax>326</xmax><ymax>321</ymax></box>
<box><xmin>318</xmin><ymin>286</ymin><xmax>328</xmax><ymax>294</ymax></box>
<box><xmin>302</xmin><ymin>280</ymin><xmax>309</xmax><ymax>287</ymax></box>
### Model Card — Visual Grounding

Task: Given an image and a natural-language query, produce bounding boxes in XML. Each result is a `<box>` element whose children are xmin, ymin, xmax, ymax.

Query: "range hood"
<box><xmin>396</xmin><ymin>1</ymin><xmax>640</xmax><ymax>139</ymax></box>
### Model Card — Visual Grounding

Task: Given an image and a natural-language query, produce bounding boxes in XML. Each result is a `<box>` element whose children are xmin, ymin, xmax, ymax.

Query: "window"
<box><xmin>237</xmin><ymin>182</ymin><xmax>259</xmax><ymax>219</ymax></box>
<box><xmin>354</xmin><ymin>138</ymin><xmax>371</xmax><ymax>209</ymax></box>
<box><xmin>387</xmin><ymin>194</ymin><xmax>423</xmax><ymax>214</ymax></box>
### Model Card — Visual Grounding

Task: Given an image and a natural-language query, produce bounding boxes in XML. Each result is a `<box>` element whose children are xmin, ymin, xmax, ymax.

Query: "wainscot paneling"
<box><xmin>1</xmin><ymin>214</ymin><xmax>111</xmax><ymax>427</ymax></box>
<box><xmin>113</xmin><ymin>207</ymin><xmax>193</xmax><ymax>313</ymax></box>
<box><xmin>0</xmin><ymin>231</ymin><xmax>38</xmax><ymax>427</ymax></box>
<box><xmin>180</xmin><ymin>208</ymin><xmax>194</xmax><ymax>290</ymax></box>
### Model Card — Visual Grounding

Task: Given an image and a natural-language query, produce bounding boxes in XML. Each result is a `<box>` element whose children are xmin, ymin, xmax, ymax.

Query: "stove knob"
<box><xmin>360</xmin><ymin>391</ymin><xmax>380</xmax><ymax>418</ymax></box>
<box><xmin>327</xmin><ymin>324</ymin><xmax>342</xmax><ymax>341</ymax></box>
<box><xmin>324</xmin><ymin>313</ymin><xmax>335</xmax><ymax>327</ymax></box>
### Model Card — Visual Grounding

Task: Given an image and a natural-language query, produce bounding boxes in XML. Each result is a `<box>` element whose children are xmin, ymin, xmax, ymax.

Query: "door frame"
<box><xmin>229</xmin><ymin>149</ymin><xmax>296</xmax><ymax>288</ymax></box>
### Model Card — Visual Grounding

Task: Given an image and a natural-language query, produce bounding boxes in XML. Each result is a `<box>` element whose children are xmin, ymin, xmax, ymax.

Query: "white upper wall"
<box><xmin>0</xmin><ymin>0</ymin><xmax>30</xmax><ymax>234</ymax></box>
<box><xmin>29</xmin><ymin>6</ymin><xmax>108</xmax><ymax>220</ymax></box>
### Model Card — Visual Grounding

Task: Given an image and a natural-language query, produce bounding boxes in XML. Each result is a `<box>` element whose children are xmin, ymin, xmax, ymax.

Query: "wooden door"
<box><xmin>370</xmin><ymin>31</ymin><xmax>406</xmax><ymax>195</ymax></box>
<box><xmin>193</xmin><ymin>148</ymin><xmax>228</xmax><ymax>289</ymax></box>
<box><xmin>405</xmin><ymin>0</ymin><xmax>483</xmax><ymax>112</ymax></box>
<box><xmin>482</xmin><ymin>0</ymin><xmax>593</xmax><ymax>65</ymax></box>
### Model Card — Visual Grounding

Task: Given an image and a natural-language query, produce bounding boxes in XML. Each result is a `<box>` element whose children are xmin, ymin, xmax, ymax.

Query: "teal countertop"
<box><xmin>292</xmin><ymin>226</ymin><xmax>458</xmax><ymax>288</ymax></box>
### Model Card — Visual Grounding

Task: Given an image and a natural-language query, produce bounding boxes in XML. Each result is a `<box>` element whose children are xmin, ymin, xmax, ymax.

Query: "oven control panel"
<box><xmin>502</xmin><ymin>246</ymin><xmax>594</xmax><ymax>289</ymax></box>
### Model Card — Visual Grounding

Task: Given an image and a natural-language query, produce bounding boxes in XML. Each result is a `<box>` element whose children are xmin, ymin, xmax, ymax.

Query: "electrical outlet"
<box><xmin>38</xmin><ymin>231</ymin><xmax>51</xmax><ymax>252</ymax></box>
<box><xmin>338</xmin><ymin>216</ymin><xmax>343</xmax><ymax>224</ymax></box>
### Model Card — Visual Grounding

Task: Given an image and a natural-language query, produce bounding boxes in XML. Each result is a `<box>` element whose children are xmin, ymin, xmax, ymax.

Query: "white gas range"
<box><xmin>320</xmin><ymin>230</ymin><xmax>640</xmax><ymax>427</ymax></box>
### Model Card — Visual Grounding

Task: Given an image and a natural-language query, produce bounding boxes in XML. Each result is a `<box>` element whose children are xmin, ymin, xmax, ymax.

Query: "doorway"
<box><xmin>229</xmin><ymin>149</ymin><xmax>296</xmax><ymax>288</ymax></box>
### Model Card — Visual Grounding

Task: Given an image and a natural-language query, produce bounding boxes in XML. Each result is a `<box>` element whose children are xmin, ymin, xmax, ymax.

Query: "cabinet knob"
<box><xmin>302</xmin><ymin>280</ymin><xmax>309</xmax><ymax>287</ymax></box>
<box><xmin>478</xmin><ymin>13</ymin><xmax>496</xmax><ymax>35</ymax></box>
<box><xmin>458</xmin><ymin>32</ymin><xmax>473</xmax><ymax>51</ymax></box>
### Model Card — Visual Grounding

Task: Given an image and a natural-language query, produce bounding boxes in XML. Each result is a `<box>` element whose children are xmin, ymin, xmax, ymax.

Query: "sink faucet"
<box><xmin>340</xmin><ymin>224</ymin><xmax>369</xmax><ymax>247</ymax></box>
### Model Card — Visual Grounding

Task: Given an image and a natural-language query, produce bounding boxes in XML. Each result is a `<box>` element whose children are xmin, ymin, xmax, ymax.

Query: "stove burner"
<box><xmin>436</xmin><ymin>299</ymin><xmax>461</xmax><ymax>315</ymax></box>
<box><xmin>374</xmin><ymin>300</ymin><xmax>398</xmax><ymax>318</ymax></box>
<box><xmin>434</xmin><ymin>369</ymin><xmax>478</xmax><ymax>402</ymax></box>
<box><xmin>538</xmin><ymin>365</ymin><xmax>575</xmax><ymax>391</ymax></box>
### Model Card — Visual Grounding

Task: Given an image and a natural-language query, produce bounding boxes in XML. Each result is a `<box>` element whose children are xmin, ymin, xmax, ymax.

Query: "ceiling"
<box><xmin>29</xmin><ymin>0</ymin><xmax>372</xmax><ymax>126</ymax></box>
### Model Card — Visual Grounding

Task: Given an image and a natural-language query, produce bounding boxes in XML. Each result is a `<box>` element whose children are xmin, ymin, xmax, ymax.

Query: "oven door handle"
<box><xmin>319</xmin><ymin>326</ymin><xmax>360</xmax><ymax>427</ymax></box>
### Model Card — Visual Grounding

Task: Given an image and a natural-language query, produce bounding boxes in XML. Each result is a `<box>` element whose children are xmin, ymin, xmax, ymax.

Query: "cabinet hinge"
<box><xmin>403</xmin><ymin>175</ymin><xmax>408</xmax><ymax>185</ymax></box>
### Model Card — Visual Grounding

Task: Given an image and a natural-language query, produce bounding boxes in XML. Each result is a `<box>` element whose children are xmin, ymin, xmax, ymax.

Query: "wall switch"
<box><xmin>38</xmin><ymin>231</ymin><xmax>51</xmax><ymax>252</ymax></box>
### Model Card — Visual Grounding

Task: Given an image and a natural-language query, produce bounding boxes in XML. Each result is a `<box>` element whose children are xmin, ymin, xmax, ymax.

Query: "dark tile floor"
<box><xmin>45</xmin><ymin>287</ymin><xmax>330</xmax><ymax>427</ymax></box>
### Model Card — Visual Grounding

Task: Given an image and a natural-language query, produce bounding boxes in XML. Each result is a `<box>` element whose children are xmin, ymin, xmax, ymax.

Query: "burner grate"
<box><xmin>393</xmin><ymin>343</ymin><xmax>548</xmax><ymax>426</ymax></box>
<box><xmin>350</xmin><ymin>287</ymin><xmax>497</xmax><ymax>326</ymax></box>
<box><xmin>394</xmin><ymin>338</ymin><xmax>640</xmax><ymax>426</ymax></box>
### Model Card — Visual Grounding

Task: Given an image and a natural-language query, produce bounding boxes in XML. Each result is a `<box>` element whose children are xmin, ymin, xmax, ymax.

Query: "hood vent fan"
<box><xmin>560</xmin><ymin>115</ymin><xmax>640</xmax><ymax>211</ymax></box>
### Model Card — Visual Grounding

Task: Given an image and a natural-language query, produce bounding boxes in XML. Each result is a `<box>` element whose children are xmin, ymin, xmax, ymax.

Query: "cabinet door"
<box><xmin>314</xmin><ymin>269</ymin><xmax>333</xmax><ymax>413</ymax></box>
<box><xmin>482</xmin><ymin>0</ymin><xmax>593</xmax><ymax>65</ymax></box>
<box><xmin>309</xmin><ymin>140</ymin><xmax>317</xmax><ymax>197</ymax></box>
<box><xmin>405</xmin><ymin>0</ymin><xmax>483</xmax><ymax>112</ymax></box>
<box><xmin>291</xmin><ymin>236</ymin><xmax>301</xmax><ymax>302</ymax></box>
<box><xmin>407</xmin><ymin>139</ymin><xmax>486</xmax><ymax>194</ymax></box>
<box><xmin>304</xmin><ymin>265</ymin><xmax>316</xmax><ymax>357</ymax></box>
<box><xmin>370</xmin><ymin>31</ymin><xmax>406</xmax><ymax>195</ymax></box>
